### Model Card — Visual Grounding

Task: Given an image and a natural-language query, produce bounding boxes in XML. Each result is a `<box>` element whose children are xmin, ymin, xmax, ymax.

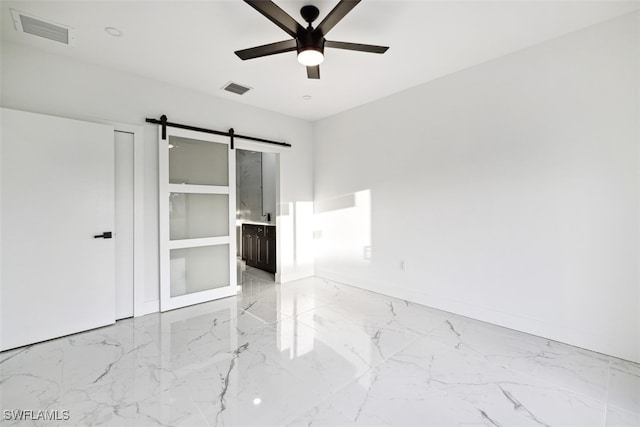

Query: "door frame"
<box><xmin>234</xmin><ymin>140</ymin><xmax>283</xmax><ymax>284</ymax></box>
<box><xmin>100</xmin><ymin>120</ymin><xmax>148</xmax><ymax>317</ymax></box>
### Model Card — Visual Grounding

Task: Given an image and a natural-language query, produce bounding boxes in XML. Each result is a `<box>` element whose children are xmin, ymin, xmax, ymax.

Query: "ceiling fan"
<box><xmin>235</xmin><ymin>0</ymin><xmax>389</xmax><ymax>79</ymax></box>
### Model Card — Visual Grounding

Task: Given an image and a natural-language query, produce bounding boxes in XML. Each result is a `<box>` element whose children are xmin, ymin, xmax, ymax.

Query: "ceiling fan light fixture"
<box><xmin>297</xmin><ymin>48</ymin><xmax>324</xmax><ymax>66</ymax></box>
<box><xmin>236</xmin><ymin>1</ymin><xmax>389</xmax><ymax>79</ymax></box>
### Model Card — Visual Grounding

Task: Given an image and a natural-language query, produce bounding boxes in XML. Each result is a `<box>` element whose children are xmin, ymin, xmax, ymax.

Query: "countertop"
<box><xmin>238</xmin><ymin>221</ymin><xmax>275</xmax><ymax>227</ymax></box>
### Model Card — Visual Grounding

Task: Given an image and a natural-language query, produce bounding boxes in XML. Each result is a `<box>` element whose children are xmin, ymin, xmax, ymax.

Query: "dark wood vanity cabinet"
<box><xmin>241</xmin><ymin>224</ymin><xmax>276</xmax><ymax>273</ymax></box>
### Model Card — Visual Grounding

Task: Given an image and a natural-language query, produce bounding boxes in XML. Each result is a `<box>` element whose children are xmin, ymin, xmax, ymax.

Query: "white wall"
<box><xmin>314</xmin><ymin>13</ymin><xmax>640</xmax><ymax>363</ymax></box>
<box><xmin>1</xmin><ymin>41</ymin><xmax>315</xmax><ymax>312</ymax></box>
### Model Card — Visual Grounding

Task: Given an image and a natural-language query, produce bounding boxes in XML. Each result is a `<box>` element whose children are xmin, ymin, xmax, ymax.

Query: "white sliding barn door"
<box><xmin>159</xmin><ymin>127</ymin><xmax>237</xmax><ymax>312</ymax></box>
<box><xmin>0</xmin><ymin>108</ymin><xmax>116</xmax><ymax>351</ymax></box>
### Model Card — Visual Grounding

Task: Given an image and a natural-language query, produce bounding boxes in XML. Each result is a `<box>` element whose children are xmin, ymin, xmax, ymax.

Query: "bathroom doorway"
<box><xmin>235</xmin><ymin>148</ymin><xmax>279</xmax><ymax>292</ymax></box>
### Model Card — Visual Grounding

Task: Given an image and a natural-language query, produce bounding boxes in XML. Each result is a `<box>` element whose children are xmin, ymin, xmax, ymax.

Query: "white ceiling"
<box><xmin>1</xmin><ymin>0</ymin><xmax>638</xmax><ymax>121</ymax></box>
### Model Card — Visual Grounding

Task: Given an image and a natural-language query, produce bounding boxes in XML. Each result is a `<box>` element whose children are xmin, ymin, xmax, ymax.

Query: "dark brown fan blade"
<box><xmin>314</xmin><ymin>0</ymin><xmax>361</xmax><ymax>37</ymax></box>
<box><xmin>307</xmin><ymin>65</ymin><xmax>320</xmax><ymax>79</ymax></box>
<box><xmin>235</xmin><ymin>39</ymin><xmax>297</xmax><ymax>60</ymax></box>
<box><xmin>325</xmin><ymin>40</ymin><xmax>388</xmax><ymax>54</ymax></box>
<box><xmin>244</xmin><ymin>0</ymin><xmax>305</xmax><ymax>38</ymax></box>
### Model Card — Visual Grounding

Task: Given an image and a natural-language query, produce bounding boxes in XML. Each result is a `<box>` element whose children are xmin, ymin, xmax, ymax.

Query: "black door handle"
<box><xmin>94</xmin><ymin>232</ymin><xmax>113</xmax><ymax>239</ymax></box>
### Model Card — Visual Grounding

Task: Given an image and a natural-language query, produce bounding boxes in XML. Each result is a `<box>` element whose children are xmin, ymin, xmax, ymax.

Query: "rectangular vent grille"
<box><xmin>223</xmin><ymin>82</ymin><xmax>252</xmax><ymax>95</ymax></box>
<box><xmin>11</xmin><ymin>9</ymin><xmax>75</xmax><ymax>45</ymax></box>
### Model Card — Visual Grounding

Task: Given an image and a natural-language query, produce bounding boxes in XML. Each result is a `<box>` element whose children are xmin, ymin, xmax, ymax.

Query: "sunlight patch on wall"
<box><xmin>314</xmin><ymin>190</ymin><xmax>372</xmax><ymax>272</ymax></box>
<box><xmin>279</xmin><ymin>201</ymin><xmax>315</xmax><ymax>275</ymax></box>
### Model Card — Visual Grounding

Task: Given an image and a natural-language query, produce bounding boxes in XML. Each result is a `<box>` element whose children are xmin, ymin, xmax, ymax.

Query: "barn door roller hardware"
<box><xmin>145</xmin><ymin>115</ymin><xmax>291</xmax><ymax>149</ymax></box>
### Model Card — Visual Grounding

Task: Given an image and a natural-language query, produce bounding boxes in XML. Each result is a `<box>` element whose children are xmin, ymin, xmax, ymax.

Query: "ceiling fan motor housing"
<box><xmin>298</xmin><ymin>5</ymin><xmax>324</xmax><ymax>55</ymax></box>
<box><xmin>296</xmin><ymin>30</ymin><xmax>325</xmax><ymax>55</ymax></box>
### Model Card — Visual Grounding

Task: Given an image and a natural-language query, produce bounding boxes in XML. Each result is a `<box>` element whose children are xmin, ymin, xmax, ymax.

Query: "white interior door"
<box><xmin>159</xmin><ymin>127</ymin><xmax>237</xmax><ymax>312</ymax></box>
<box><xmin>0</xmin><ymin>108</ymin><xmax>116</xmax><ymax>351</ymax></box>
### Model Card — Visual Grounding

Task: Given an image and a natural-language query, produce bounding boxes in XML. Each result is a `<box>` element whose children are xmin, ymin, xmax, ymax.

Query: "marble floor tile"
<box><xmin>295</xmin><ymin>304</ymin><xmax>421</xmax><ymax>370</ymax></box>
<box><xmin>1</xmin><ymin>274</ymin><xmax>639</xmax><ymax>427</ymax></box>
<box><xmin>423</xmin><ymin>315</ymin><xmax>612</xmax><ymax>402</ymax></box>
<box><xmin>288</xmin><ymin>336</ymin><xmax>608</xmax><ymax>427</ymax></box>
<box><xmin>608</xmin><ymin>358</ymin><xmax>640</xmax><ymax>415</ymax></box>
<box><xmin>606</xmin><ymin>406</ymin><xmax>640</xmax><ymax>427</ymax></box>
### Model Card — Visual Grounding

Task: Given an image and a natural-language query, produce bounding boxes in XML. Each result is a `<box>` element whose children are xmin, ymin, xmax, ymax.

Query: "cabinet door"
<box><xmin>241</xmin><ymin>228</ymin><xmax>248</xmax><ymax>261</ymax></box>
<box><xmin>247</xmin><ymin>232</ymin><xmax>254</xmax><ymax>264</ymax></box>
<box><xmin>266</xmin><ymin>235</ymin><xmax>276</xmax><ymax>273</ymax></box>
<box><xmin>256</xmin><ymin>226</ymin><xmax>264</xmax><ymax>267</ymax></box>
<box><xmin>265</xmin><ymin>226</ymin><xmax>276</xmax><ymax>273</ymax></box>
<box><xmin>244</xmin><ymin>225</ymin><xmax>256</xmax><ymax>265</ymax></box>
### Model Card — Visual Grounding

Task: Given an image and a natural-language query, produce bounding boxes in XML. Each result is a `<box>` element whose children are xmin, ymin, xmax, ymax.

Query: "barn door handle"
<box><xmin>94</xmin><ymin>232</ymin><xmax>113</xmax><ymax>239</ymax></box>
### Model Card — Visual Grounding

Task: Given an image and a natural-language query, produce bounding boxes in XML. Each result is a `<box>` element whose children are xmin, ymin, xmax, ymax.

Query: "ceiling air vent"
<box><xmin>11</xmin><ymin>9</ymin><xmax>76</xmax><ymax>45</ymax></box>
<box><xmin>222</xmin><ymin>82</ymin><xmax>252</xmax><ymax>96</ymax></box>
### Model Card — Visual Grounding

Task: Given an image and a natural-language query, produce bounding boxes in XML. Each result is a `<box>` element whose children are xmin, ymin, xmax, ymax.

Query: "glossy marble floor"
<box><xmin>1</xmin><ymin>270</ymin><xmax>638</xmax><ymax>426</ymax></box>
